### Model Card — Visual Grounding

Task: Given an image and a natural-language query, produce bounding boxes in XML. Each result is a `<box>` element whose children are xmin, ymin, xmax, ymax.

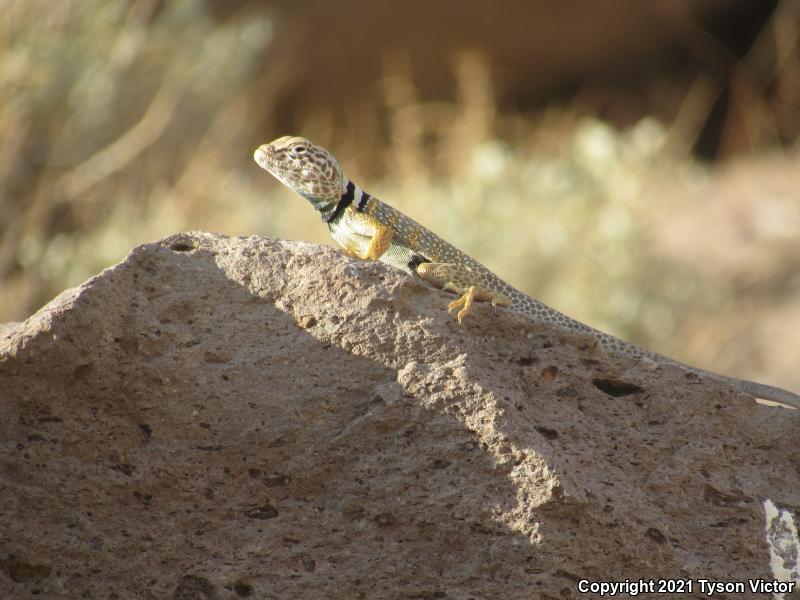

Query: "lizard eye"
<box><xmin>292</xmin><ymin>146</ymin><xmax>307</xmax><ymax>155</ymax></box>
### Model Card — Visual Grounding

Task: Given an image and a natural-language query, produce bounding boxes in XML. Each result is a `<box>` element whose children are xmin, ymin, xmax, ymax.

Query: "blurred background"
<box><xmin>2</xmin><ymin>0</ymin><xmax>799</xmax><ymax>390</ymax></box>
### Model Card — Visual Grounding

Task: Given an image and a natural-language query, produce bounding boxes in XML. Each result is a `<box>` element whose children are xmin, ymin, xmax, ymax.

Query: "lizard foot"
<box><xmin>448</xmin><ymin>286</ymin><xmax>479</xmax><ymax>323</ymax></box>
<box><xmin>415</xmin><ymin>262</ymin><xmax>511</xmax><ymax>321</ymax></box>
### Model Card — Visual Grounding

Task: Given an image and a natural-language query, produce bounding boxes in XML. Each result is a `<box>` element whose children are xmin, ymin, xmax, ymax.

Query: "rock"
<box><xmin>1</xmin><ymin>231</ymin><xmax>798</xmax><ymax>599</ymax></box>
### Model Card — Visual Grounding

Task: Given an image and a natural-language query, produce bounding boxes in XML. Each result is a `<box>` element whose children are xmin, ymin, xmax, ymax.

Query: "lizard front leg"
<box><xmin>361</xmin><ymin>220</ymin><xmax>393</xmax><ymax>260</ymax></box>
<box><xmin>414</xmin><ymin>262</ymin><xmax>512</xmax><ymax>322</ymax></box>
<box><xmin>338</xmin><ymin>210</ymin><xmax>394</xmax><ymax>261</ymax></box>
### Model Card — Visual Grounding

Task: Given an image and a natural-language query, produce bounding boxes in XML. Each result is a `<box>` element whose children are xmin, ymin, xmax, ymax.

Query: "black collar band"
<box><xmin>323</xmin><ymin>181</ymin><xmax>355</xmax><ymax>223</ymax></box>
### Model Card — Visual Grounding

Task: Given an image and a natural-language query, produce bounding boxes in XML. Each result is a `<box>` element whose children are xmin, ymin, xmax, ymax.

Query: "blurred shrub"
<box><xmin>1</xmin><ymin>0</ymin><xmax>272</xmax><ymax>319</ymax></box>
<box><xmin>1</xmin><ymin>1</ymin><xmax>797</xmax><ymax>390</ymax></box>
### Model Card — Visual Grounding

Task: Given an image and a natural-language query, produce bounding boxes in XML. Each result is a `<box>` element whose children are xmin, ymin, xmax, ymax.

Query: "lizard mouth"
<box><xmin>253</xmin><ymin>145</ymin><xmax>274</xmax><ymax>172</ymax></box>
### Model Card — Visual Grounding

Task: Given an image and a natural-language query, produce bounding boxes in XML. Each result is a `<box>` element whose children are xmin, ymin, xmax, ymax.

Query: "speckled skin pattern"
<box><xmin>254</xmin><ymin>136</ymin><xmax>800</xmax><ymax>408</ymax></box>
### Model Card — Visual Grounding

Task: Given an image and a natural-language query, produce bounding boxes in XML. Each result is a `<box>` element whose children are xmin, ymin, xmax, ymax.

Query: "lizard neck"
<box><xmin>319</xmin><ymin>179</ymin><xmax>372</xmax><ymax>223</ymax></box>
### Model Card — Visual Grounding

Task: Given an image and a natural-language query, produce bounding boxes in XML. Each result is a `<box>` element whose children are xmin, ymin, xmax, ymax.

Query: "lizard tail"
<box><xmin>576</xmin><ymin>322</ymin><xmax>800</xmax><ymax>411</ymax></box>
<box><xmin>733</xmin><ymin>379</ymin><xmax>800</xmax><ymax>410</ymax></box>
<box><xmin>520</xmin><ymin>301</ymin><xmax>800</xmax><ymax>411</ymax></box>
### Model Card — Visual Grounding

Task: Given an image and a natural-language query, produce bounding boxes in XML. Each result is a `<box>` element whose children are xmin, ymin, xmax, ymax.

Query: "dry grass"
<box><xmin>1</xmin><ymin>0</ymin><xmax>798</xmax><ymax>391</ymax></box>
<box><xmin>0</xmin><ymin>0</ymin><xmax>273</xmax><ymax>317</ymax></box>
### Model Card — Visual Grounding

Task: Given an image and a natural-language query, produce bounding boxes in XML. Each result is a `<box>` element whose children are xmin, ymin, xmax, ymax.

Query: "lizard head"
<box><xmin>254</xmin><ymin>136</ymin><xmax>347</xmax><ymax>211</ymax></box>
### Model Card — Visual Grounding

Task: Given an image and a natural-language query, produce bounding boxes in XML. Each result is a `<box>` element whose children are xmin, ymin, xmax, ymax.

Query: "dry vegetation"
<box><xmin>1</xmin><ymin>0</ymin><xmax>798</xmax><ymax>389</ymax></box>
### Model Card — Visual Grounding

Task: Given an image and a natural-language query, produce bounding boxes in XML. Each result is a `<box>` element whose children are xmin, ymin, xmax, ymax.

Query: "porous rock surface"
<box><xmin>1</xmin><ymin>231</ymin><xmax>798</xmax><ymax>599</ymax></box>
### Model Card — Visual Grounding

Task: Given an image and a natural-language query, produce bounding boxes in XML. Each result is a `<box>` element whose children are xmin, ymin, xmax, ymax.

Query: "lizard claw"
<box><xmin>448</xmin><ymin>287</ymin><xmax>477</xmax><ymax>323</ymax></box>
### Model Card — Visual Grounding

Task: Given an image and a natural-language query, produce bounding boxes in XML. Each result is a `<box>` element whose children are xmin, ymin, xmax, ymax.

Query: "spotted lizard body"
<box><xmin>254</xmin><ymin>135</ymin><xmax>800</xmax><ymax>410</ymax></box>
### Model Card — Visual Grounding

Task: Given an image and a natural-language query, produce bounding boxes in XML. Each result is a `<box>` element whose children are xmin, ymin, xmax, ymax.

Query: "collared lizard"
<box><xmin>254</xmin><ymin>135</ymin><xmax>800</xmax><ymax>410</ymax></box>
